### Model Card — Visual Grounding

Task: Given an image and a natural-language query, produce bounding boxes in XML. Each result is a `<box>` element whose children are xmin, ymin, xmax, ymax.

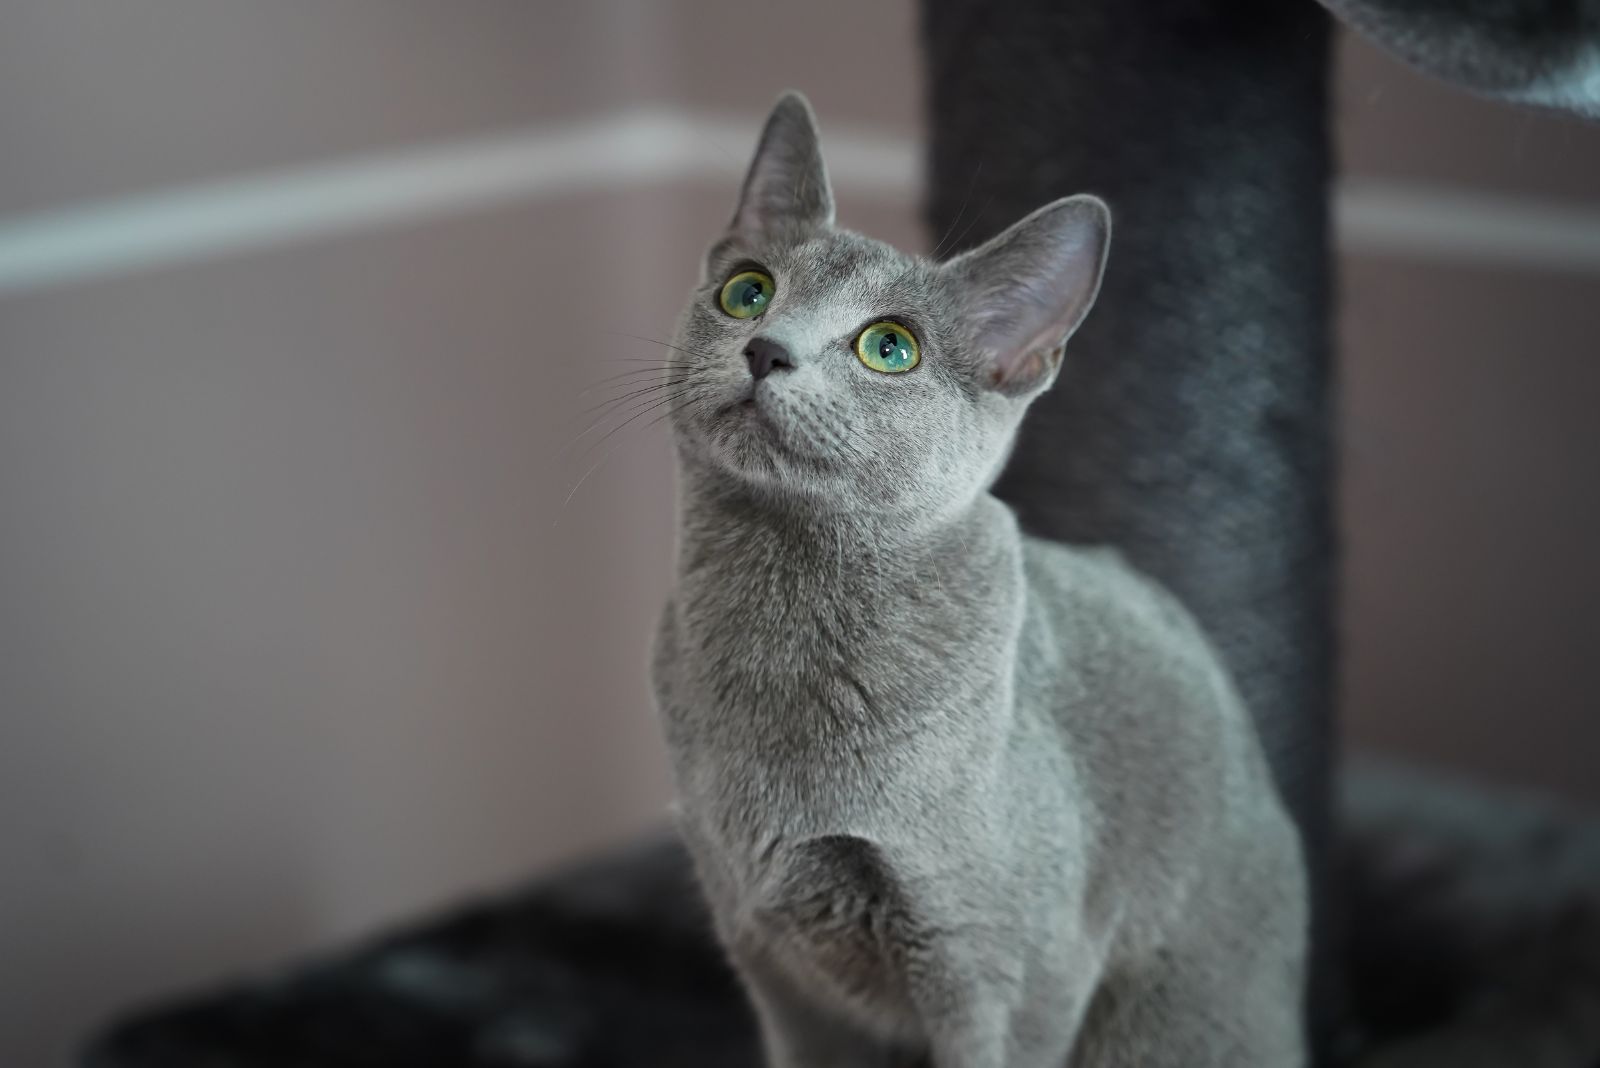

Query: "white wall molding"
<box><xmin>1336</xmin><ymin>179</ymin><xmax>1600</xmax><ymax>274</ymax></box>
<box><xmin>1</xmin><ymin>108</ymin><xmax>1596</xmax><ymax>296</ymax></box>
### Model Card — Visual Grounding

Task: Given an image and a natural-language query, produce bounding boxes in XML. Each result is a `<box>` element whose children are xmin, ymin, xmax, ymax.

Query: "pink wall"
<box><xmin>0</xmin><ymin>3</ymin><xmax>1596</xmax><ymax>1063</ymax></box>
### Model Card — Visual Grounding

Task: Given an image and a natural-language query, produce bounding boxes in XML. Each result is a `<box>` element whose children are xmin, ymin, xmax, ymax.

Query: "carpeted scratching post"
<box><xmin>922</xmin><ymin>0</ymin><xmax>1340</xmax><ymax>1051</ymax></box>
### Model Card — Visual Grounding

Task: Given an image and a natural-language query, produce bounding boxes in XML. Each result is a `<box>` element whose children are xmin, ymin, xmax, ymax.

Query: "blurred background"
<box><xmin>1</xmin><ymin>2</ymin><xmax>1597</xmax><ymax>1064</ymax></box>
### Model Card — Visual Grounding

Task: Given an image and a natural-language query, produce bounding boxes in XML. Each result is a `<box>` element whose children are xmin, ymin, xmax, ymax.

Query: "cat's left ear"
<box><xmin>730</xmin><ymin>92</ymin><xmax>835</xmax><ymax>234</ymax></box>
<box><xmin>944</xmin><ymin>195</ymin><xmax>1111</xmax><ymax>397</ymax></box>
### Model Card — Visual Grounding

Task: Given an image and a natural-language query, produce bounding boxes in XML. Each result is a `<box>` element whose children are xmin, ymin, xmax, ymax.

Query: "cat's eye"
<box><xmin>855</xmin><ymin>321</ymin><xmax>920</xmax><ymax>374</ymax></box>
<box><xmin>718</xmin><ymin>270</ymin><xmax>775</xmax><ymax>319</ymax></box>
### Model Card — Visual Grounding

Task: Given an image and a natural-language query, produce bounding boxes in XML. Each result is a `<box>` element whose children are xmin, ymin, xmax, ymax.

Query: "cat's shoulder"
<box><xmin>1016</xmin><ymin>535</ymin><xmax>1225</xmax><ymax>690</ymax></box>
<box><xmin>1020</xmin><ymin>537</ymin><xmax>1190</xmax><ymax>628</ymax></box>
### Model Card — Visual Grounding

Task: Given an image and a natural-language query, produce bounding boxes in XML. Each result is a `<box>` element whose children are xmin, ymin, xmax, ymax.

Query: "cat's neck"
<box><xmin>666</xmin><ymin>459</ymin><xmax>1023</xmax><ymax>753</ymax></box>
<box><xmin>673</xmin><ymin>462</ymin><xmax>1002</xmax><ymax>596</ymax></box>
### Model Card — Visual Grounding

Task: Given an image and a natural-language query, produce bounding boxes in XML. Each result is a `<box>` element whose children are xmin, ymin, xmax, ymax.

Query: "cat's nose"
<box><xmin>744</xmin><ymin>336</ymin><xmax>795</xmax><ymax>381</ymax></box>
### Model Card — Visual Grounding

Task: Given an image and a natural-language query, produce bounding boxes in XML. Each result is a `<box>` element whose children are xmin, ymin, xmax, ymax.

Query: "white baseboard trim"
<box><xmin>1</xmin><ymin>108</ymin><xmax>1595</xmax><ymax>296</ymax></box>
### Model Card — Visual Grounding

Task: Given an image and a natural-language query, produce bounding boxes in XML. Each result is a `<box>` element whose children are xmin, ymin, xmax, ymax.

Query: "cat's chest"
<box><xmin>665</xmin><ymin>548</ymin><xmax>1008</xmax><ymax>705</ymax></box>
<box><xmin>662</xmin><ymin>628</ymin><xmax>975</xmax><ymax>814</ymax></box>
<box><xmin>664</xmin><ymin>656</ymin><xmax>903</xmax><ymax>839</ymax></box>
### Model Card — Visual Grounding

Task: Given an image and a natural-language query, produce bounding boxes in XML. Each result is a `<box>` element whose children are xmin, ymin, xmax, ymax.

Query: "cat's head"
<box><xmin>668</xmin><ymin>92</ymin><xmax>1109</xmax><ymax>524</ymax></box>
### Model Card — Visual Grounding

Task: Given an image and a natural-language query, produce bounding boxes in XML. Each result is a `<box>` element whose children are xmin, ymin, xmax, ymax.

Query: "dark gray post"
<box><xmin>922</xmin><ymin>0</ymin><xmax>1338</xmax><ymax>1050</ymax></box>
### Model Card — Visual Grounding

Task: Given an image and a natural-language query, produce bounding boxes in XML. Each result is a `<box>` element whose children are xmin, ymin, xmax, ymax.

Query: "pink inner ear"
<box><xmin>991</xmin><ymin>342</ymin><xmax>1064</xmax><ymax>396</ymax></box>
<box><xmin>983</xmin><ymin>272</ymin><xmax>1080</xmax><ymax>385</ymax></box>
<box><xmin>949</xmin><ymin>195</ymin><xmax>1111</xmax><ymax>392</ymax></box>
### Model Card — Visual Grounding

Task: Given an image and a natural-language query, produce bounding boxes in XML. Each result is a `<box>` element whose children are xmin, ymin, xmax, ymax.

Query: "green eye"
<box><xmin>718</xmin><ymin>270</ymin><xmax>775</xmax><ymax>319</ymax></box>
<box><xmin>855</xmin><ymin>321</ymin><xmax>920</xmax><ymax>374</ymax></box>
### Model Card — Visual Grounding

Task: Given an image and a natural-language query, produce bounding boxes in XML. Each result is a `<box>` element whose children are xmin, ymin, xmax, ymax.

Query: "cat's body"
<box><xmin>655</xmin><ymin>484</ymin><xmax>1305</xmax><ymax>1066</ymax></box>
<box><xmin>651</xmin><ymin>94</ymin><xmax>1307</xmax><ymax>1067</ymax></box>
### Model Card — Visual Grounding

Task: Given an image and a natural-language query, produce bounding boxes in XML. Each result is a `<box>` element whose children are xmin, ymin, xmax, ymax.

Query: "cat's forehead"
<box><xmin>776</xmin><ymin>230</ymin><xmax>917</xmax><ymax>286</ymax></box>
<box><xmin>718</xmin><ymin>227</ymin><xmax>936</xmax><ymax>305</ymax></box>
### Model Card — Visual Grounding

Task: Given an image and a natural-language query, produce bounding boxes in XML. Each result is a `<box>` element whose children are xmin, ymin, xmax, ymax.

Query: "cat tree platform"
<box><xmin>83</xmin><ymin>764</ymin><xmax>1600</xmax><ymax>1068</ymax></box>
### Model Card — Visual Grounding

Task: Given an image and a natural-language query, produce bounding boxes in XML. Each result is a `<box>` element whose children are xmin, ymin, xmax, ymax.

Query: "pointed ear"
<box><xmin>730</xmin><ymin>92</ymin><xmax>834</xmax><ymax>235</ymax></box>
<box><xmin>944</xmin><ymin>195</ymin><xmax>1111</xmax><ymax>397</ymax></box>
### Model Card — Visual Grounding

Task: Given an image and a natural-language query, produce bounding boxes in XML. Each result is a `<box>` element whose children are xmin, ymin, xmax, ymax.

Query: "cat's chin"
<box><xmin>697</xmin><ymin>387</ymin><xmax>784</xmax><ymax>450</ymax></box>
<box><xmin>701</xmin><ymin>419</ymin><xmax>786</xmax><ymax>483</ymax></box>
<box><xmin>673</xmin><ymin>384</ymin><xmax>852</xmax><ymax>496</ymax></box>
<box><xmin>681</xmin><ymin>422</ymin><xmax>828</xmax><ymax>498</ymax></box>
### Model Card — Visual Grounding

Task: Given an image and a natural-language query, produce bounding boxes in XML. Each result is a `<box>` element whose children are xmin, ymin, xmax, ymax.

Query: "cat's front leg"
<box><xmin>737</xmin><ymin>951</ymin><xmax>909</xmax><ymax>1068</ymax></box>
<box><xmin>1067</xmin><ymin>959</ymin><xmax>1305</xmax><ymax>1068</ymax></box>
<box><xmin>921</xmin><ymin>1005</ymin><xmax>1009</xmax><ymax>1068</ymax></box>
<box><xmin>903</xmin><ymin>941</ymin><xmax>1029</xmax><ymax>1068</ymax></box>
<box><xmin>917</xmin><ymin>975</ymin><xmax>1091</xmax><ymax>1068</ymax></box>
<box><xmin>907</xmin><ymin>924</ymin><xmax>1106</xmax><ymax>1068</ymax></box>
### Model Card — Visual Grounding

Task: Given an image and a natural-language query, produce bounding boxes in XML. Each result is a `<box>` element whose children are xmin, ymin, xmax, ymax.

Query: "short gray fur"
<box><xmin>1319</xmin><ymin>0</ymin><xmax>1600</xmax><ymax>119</ymax></box>
<box><xmin>650</xmin><ymin>93</ymin><xmax>1308</xmax><ymax>1068</ymax></box>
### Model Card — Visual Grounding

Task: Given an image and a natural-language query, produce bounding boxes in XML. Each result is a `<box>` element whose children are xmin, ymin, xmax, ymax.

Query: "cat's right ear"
<box><xmin>943</xmin><ymin>195</ymin><xmax>1111</xmax><ymax>398</ymax></box>
<box><xmin>729</xmin><ymin>92</ymin><xmax>835</xmax><ymax>235</ymax></box>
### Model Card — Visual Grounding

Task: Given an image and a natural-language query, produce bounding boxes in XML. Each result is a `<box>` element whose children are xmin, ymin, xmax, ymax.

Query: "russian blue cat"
<box><xmin>650</xmin><ymin>92</ymin><xmax>1307</xmax><ymax>1067</ymax></box>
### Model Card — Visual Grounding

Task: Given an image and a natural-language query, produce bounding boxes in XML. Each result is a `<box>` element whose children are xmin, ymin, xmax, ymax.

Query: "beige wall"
<box><xmin>0</xmin><ymin>3</ymin><xmax>1596</xmax><ymax>1064</ymax></box>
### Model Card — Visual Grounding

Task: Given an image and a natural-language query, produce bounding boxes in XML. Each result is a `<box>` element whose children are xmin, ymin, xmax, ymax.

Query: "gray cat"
<box><xmin>650</xmin><ymin>92</ymin><xmax>1308</xmax><ymax>1068</ymax></box>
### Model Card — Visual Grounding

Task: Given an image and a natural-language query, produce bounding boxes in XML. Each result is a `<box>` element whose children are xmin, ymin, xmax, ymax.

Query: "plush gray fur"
<box><xmin>649</xmin><ymin>93</ymin><xmax>1308</xmax><ymax>1067</ymax></box>
<box><xmin>1319</xmin><ymin>0</ymin><xmax>1600</xmax><ymax>119</ymax></box>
